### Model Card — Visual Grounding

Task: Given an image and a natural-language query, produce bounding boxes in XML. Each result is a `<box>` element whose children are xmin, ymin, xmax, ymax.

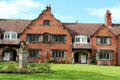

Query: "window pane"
<box><xmin>43</xmin><ymin>33</ymin><xmax>49</xmax><ymax>42</ymax></box>
<box><xmin>52</xmin><ymin>35</ymin><xmax>65</xmax><ymax>43</ymax></box>
<box><xmin>51</xmin><ymin>50</ymin><xmax>65</xmax><ymax>58</ymax></box>
<box><xmin>28</xmin><ymin>49</ymin><xmax>40</xmax><ymax>58</ymax></box>
<box><xmin>12</xmin><ymin>34</ymin><xmax>16</xmax><ymax>38</ymax></box>
<box><xmin>43</xmin><ymin>20</ymin><xmax>50</xmax><ymax>26</ymax></box>
<box><xmin>96</xmin><ymin>37</ymin><xmax>111</xmax><ymax>45</ymax></box>
<box><xmin>82</xmin><ymin>38</ymin><xmax>87</xmax><ymax>42</ymax></box>
<box><xmin>27</xmin><ymin>34</ymin><xmax>40</xmax><ymax>42</ymax></box>
<box><xmin>98</xmin><ymin>50</ymin><xmax>112</xmax><ymax>60</ymax></box>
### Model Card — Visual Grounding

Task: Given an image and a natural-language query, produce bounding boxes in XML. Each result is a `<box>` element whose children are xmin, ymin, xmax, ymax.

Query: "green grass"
<box><xmin>0</xmin><ymin>62</ymin><xmax>120</xmax><ymax>80</ymax></box>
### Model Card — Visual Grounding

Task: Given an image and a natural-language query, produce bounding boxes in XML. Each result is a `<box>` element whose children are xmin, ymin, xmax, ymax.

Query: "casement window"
<box><xmin>27</xmin><ymin>34</ymin><xmax>41</xmax><ymax>42</ymax></box>
<box><xmin>43</xmin><ymin>33</ymin><xmax>50</xmax><ymax>42</ymax></box>
<box><xmin>52</xmin><ymin>35</ymin><xmax>66</xmax><ymax>43</ymax></box>
<box><xmin>75</xmin><ymin>37</ymin><xmax>80</xmax><ymax>42</ymax></box>
<box><xmin>96</xmin><ymin>37</ymin><xmax>111</xmax><ymax>45</ymax></box>
<box><xmin>75</xmin><ymin>35</ymin><xmax>88</xmax><ymax>43</ymax></box>
<box><xmin>28</xmin><ymin>49</ymin><xmax>40</xmax><ymax>58</ymax></box>
<box><xmin>51</xmin><ymin>50</ymin><xmax>65</xmax><ymax>58</ymax></box>
<box><xmin>43</xmin><ymin>20</ymin><xmax>50</xmax><ymax>26</ymax></box>
<box><xmin>4</xmin><ymin>31</ymin><xmax>17</xmax><ymax>39</ymax></box>
<box><xmin>96</xmin><ymin>50</ymin><xmax>113</xmax><ymax>60</ymax></box>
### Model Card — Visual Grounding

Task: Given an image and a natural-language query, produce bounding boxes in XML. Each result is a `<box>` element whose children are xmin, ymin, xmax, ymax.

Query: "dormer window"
<box><xmin>75</xmin><ymin>35</ymin><xmax>88</xmax><ymax>43</ymax></box>
<box><xmin>4</xmin><ymin>31</ymin><xmax>17</xmax><ymax>39</ymax></box>
<box><xmin>43</xmin><ymin>20</ymin><xmax>50</xmax><ymax>26</ymax></box>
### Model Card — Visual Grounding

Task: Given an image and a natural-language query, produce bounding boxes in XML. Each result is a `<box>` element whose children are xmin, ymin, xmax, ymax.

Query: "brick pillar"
<box><xmin>72</xmin><ymin>52</ymin><xmax>74</xmax><ymax>64</ymax></box>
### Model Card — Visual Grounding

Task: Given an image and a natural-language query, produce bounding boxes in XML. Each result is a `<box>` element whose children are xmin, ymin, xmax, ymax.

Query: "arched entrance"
<box><xmin>73</xmin><ymin>50</ymin><xmax>90</xmax><ymax>64</ymax></box>
<box><xmin>2</xmin><ymin>48</ymin><xmax>17</xmax><ymax>61</ymax></box>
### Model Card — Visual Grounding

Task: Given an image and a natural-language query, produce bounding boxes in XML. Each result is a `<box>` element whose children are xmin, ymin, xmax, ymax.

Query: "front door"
<box><xmin>3</xmin><ymin>52</ymin><xmax>10</xmax><ymax>61</ymax></box>
<box><xmin>81</xmin><ymin>54</ymin><xmax>87</xmax><ymax>64</ymax></box>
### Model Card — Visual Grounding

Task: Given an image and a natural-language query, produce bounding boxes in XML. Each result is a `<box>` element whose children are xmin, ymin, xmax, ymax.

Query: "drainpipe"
<box><xmin>116</xmin><ymin>36</ymin><xmax>119</xmax><ymax>66</ymax></box>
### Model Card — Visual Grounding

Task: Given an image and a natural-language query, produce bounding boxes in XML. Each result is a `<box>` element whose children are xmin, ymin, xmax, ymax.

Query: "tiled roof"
<box><xmin>72</xmin><ymin>43</ymin><xmax>91</xmax><ymax>49</ymax></box>
<box><xmin>63</xmin><ymin>23</ymin><xmax>103</xmax><ymax>37</ymax></box>
<box><xmin>0</xmin><ymin>19</ymin><xmax>120</xmax><ymax>36</ymax></box>
<box><xmin>63</xmin><ymin>23</ymin><xmax>120</xmax><ymax>37</ymax></box>
<box><xmin>109</xmin><ymin>24</ymin><xmax>120</xmax><ymax>35</ymax></box>
<box><xmin>0</xmin><ymin>19</ymin><xmax>31</xmax><ymax>33</ymax></box>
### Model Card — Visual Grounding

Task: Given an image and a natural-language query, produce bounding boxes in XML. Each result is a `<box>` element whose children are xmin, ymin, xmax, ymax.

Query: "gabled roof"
<box><xmin>63</xmin><ymin>23</ymin><xmax>103</xmax><ymax>37</ymax></box>
<box><xmin>110</xmin><ymin>24</ymin><xmax>120</xmax><ymax>35</ymax></box>
<box><xmin>0</xmin><ymin>19</ymin><xmax>120</xmax><ymax>37</ymax></box>
<box><xmin>0</xmin><ymin>19</ymin><xmax>31</xmax><ymax>33</ymax></box>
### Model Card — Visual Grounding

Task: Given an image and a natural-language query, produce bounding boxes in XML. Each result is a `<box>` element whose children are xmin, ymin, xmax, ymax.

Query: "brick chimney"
<box><xmin>105</xmin><ymin>9</ymin><xmax>112</xmax><ymax>26</ymax></box>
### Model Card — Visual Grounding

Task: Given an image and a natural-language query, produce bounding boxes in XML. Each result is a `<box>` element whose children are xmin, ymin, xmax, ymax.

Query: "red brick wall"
<box><xmin>91</xmin><ymin>26</ymin><xmax>117</xmax><ymax>65</ymax></box>
<box><xmin>117</xmin><ymin>35</ymin><xmax>120</xmax><ymax>65</ymax></box>
<box><xmin>20</xmin><ymin>7</ymin><xmax>72</xmax><ymax>63</ymax></box>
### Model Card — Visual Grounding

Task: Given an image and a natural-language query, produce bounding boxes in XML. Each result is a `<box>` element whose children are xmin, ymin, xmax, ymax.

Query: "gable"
<box><xmin>92</xmin><ymin>25</ymin><xmax>115</xmax><ymax>38</ymax></box>
<box><xmin>30</xmin><ymin>7</ymin><xmax>62</xmax><ymax>26</ymax></box>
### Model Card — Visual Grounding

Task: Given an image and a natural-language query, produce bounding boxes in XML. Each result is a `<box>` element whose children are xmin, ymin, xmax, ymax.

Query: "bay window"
<box><xmin>4</xmin><ymin>31</ymin><xmax>17</xmax><ymax>39</ymax></box>
<box><xmin>75</xmin><ymin>35</ymin><xmax>88</xmax><ymax>43</ymax></box>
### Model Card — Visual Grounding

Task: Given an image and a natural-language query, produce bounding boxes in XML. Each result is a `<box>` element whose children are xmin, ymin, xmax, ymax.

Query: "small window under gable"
<box><xmin>74</xmin><ymin>35</ymin><xmax>88</xmax><ymax>43</ymax></box>
<box><xmin>43</xmin><ymin>20</ymin><xmax>50</xmax><ymax>26</ymax></box>
<box><xmin>4</xmin><ymin>31</ymin><xmax>17</xmax><ymax>39</ymax></box>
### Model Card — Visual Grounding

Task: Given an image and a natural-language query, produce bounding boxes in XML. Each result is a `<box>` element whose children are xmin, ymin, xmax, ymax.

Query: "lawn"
<box><xmin>0</xmin><ymin>63</ymin><xmax>120</xmax><ymax>80</ymax></box>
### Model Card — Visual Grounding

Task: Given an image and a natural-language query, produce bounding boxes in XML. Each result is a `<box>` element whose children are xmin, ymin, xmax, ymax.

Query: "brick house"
<box><xmin>0</xmin><ymin>6</ymin><xmax>120</xmax><ymax>65</ymax></box>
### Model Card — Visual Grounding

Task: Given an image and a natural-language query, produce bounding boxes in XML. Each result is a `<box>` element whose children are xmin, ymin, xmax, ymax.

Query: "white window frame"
<box><xmin>75</xmin><ymin>35</ymin><xmax>88</xmax><ymax>44</ymax></box>
<box><xmin>4</xmin><ymin>31</ymin><xmax>17</xmax><ymax>39</ymax></box>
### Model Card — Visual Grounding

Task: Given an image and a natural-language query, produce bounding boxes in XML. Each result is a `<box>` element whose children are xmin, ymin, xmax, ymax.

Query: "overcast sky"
<box><xmin>0</xmin><ymin>0</ymin><xmax>120</xmax><ymax>23</ymax></box>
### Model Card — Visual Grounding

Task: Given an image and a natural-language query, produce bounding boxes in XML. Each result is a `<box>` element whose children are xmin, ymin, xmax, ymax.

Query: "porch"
<box><xmin>72</xmin><ymin>49</ymin><xmax>91</xmax><ymax>64</ymax></box>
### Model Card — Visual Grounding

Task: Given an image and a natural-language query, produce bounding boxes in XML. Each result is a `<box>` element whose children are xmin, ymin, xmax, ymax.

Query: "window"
<box><xmin>52</xmin><ymin>35</ymin><xmax>66</xmax><ymax>43</ymax></box>
<box><xmin>28</xmin><ymin>49</ymin><xmax>40</xmax><ymax>58</ymax></box>
<box><xmin>82</xmin><ymin>38</ymin><xmax>87</xmax><ymax>42</ymax></box>
<box><xmin>51</xmin><ymin>50</ymin><xmax>65</xmax><ymax>58</ymax></box>
<box><xmin>43</xmin><ymin>20</ymin><xmax>50</xmax><ymax>26</ymax></box>
<box><xmin>96</xmin><ymin>37</ymin><xmax>111</xmax><ymax>45</ymax></box>
<box><xmin>43</xmin><ymin>33</ymin><xmax>49</xmax><ymax>42</ymax></box>
<box><xmin>12</xmin><ymin>34</ymin><xmax>17</xmax><ymax>38</ymax></box>
<box><xmin>75</xmin><ymin>35</ymin><xmax>87</xmax><ymax>43</ymax></box>
<box><xmin>96</xmin><ymin>50</ymin><xmax>113</xmax><ymax>60</ymax></box>
<box><xmin>27</xmin><ymin>34</ymin><xmax>41</xmax><ymax>42</ymax></box>
<box><xmin>75</xmin><ymin>38</ymin><xmax>80</xmax><ymax>42</ymax></box>
<box><xmin>4</xmin><ymin>31</ymin><xmax>17</xmax><ymax>39</ymax></box>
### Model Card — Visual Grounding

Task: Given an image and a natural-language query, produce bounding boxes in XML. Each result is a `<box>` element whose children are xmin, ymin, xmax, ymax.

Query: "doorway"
<box><xmin>74</xmin><ymin>53</ymin><xmax>79</xmax><ymax>63</ymax></box>
<box><xmin>81</xmin><ymin>53</ymin><xmax>87</xmax><ymax>64</ymax></box>
<box><xmin>3</xmin><ymin>49</ymin><xmax>17</xmax><ymax>61</ymax></box>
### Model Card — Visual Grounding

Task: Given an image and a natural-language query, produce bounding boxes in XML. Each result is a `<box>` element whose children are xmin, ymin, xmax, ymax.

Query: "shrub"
<box><xmin>46</xmin><ymin>58</ymin><xmax>54</xmax><ymax>63</ymax></box>
<box><xmin>0</xmin><ymin>61</ymin><xmax>18</xmax><ymax>73</ymax></box>
<box><xmin>29</xmin><ymin>62</ymin><xmax>51</xmax><ymax>73</ymax></box>
<box><xmin>90</xmin><ymin>56</ymin><xmax>96</xmax><ymax>64</ymax></box>
<box><xmin>0</xmin><ymin>62</ymin><xmax>53</xmax><ymax>73</ymax></box>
